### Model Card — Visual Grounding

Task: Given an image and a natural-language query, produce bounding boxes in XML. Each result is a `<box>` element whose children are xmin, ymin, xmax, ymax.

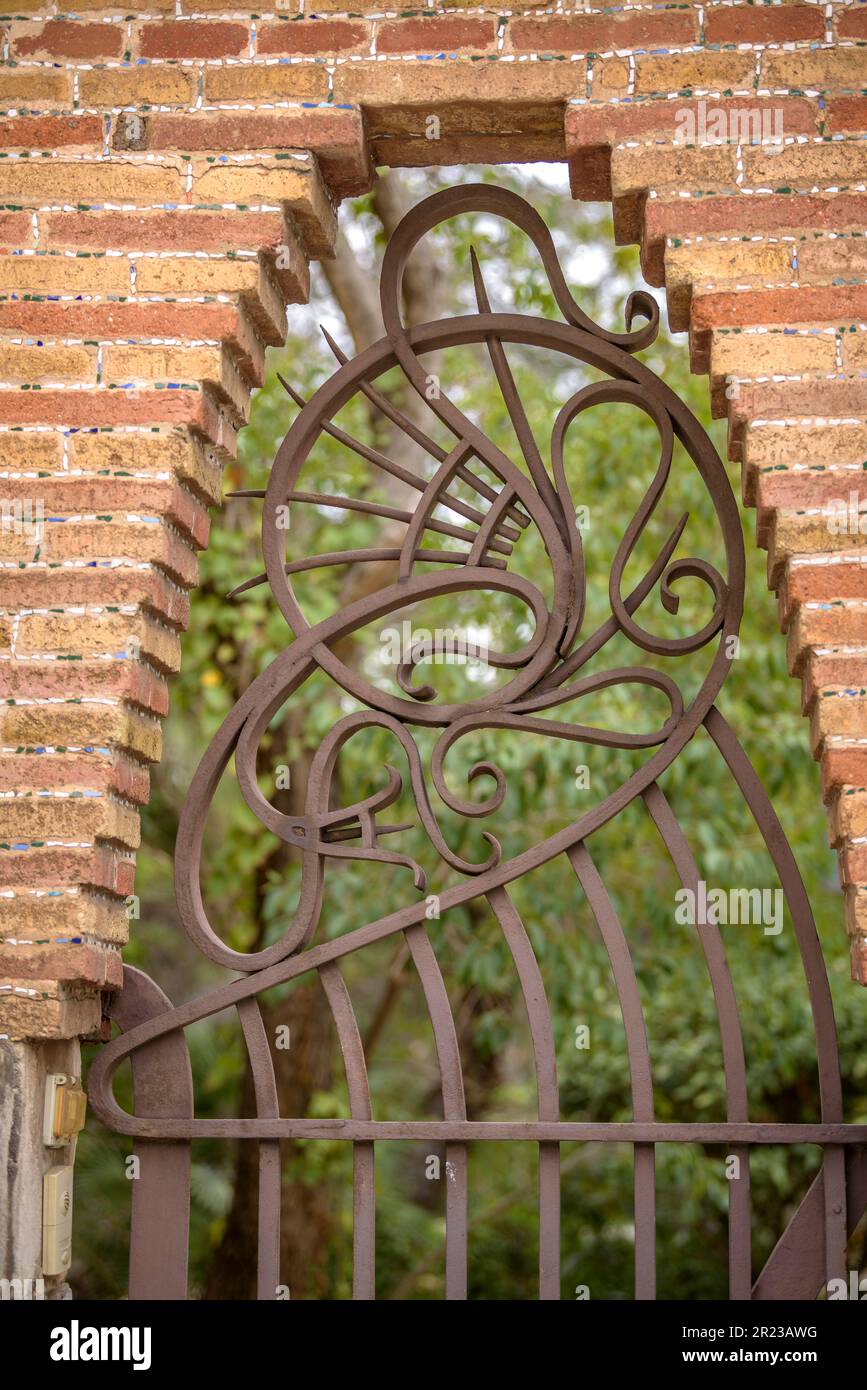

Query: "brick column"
<box><xmin>0</xmin><ymin>17</ymin><xmax>358</xmax><ymax>1045</ymax></box>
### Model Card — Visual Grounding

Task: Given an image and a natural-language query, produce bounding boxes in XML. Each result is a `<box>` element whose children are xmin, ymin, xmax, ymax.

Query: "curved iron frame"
<box><xmin>88</xmin><ymin>185</ymin><xmax>867</xmax><ymax>1301</ymax></box>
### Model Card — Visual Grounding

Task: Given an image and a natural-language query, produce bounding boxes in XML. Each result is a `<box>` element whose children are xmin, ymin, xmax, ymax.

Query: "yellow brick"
<box><xmin>132</xmin><ymin>256</ymin><xmax>260</xmax><ymax>296</ymax></box>
<box><xmin>770</xmin><ymin>511</ymin><xmax>864</xmax><ymax>572</ymax></box>
<box><xmin>813</xmin><ymin>691</ymin><xmax>867</xmax><ymax>746</ymax></box>
<box><xmin>612</xmin><ymin>142</ymin><xmax>740</xmax><ymax>199</ymax></box>
<box><xmin>0</xmin><ymin>892</ymin><xmax>130</xmax><ymax>948</ymax></box>
<box><xmin>634</xmin><ymin>53</ymin><xmax>755</xmax><ymax>96</ymax></box>
<box><xmin>666</xmin><ymin>239</ymin><xmax>793</xmax><ymax>290</ymax></box>
<box><xmin>832</xmin><ymin>790</ymin><xmax>867</xmax><ymax>843</ymax></box>
<box><xmin>42</xmin><ymin>519</ymin><xmax>198</xmax><ymax>586</ymax></box>
<box><xmin>102</xmin><ymin>344</ymin><xmax>225</xmax><ymax>384</ymax></box>
<box><xmin>69</xmin><ymin>430</ymin><xmax>183</xmax><ymax>472</ymax></box>
<box><xmin>841</xmin><ymin>332</ymin><xmax>867</xmax><ymax>371</ymax></box>
<box><xmin>0</xmin><ymin>343</ymin><xmax>96</xmax><ymax>385</ymax></box>
<box><xmin>204</xmin><ymin>64</ymin><xmax>329</xmax><ymax>103</ymax></box>
<box><xmin>0</xmin><ymin>72</ymin><xmax>71</xmax><ymax>105</ymax></box>
<box><xmin>101</xmin><ymin>340</ymin><xmax>250</xmax><ymax>417</ymax></box>
<box><xmin>745</xmin><ymin>420</ymin><xmax>867</xmax><ymax>467</ymax></box>
<box><xmin>0</xmin><ymin>160</ymin><xmax>184</xmax><ymax>205</ymax></box>
<box><xmin>17</xmin><ymin>611</ymin><xmax>182</xmax><ymax>672</ymax></box>
<box><xmin>0</xmin><ymin>530</ymin><xmax>39</xmax><ymax>562</ymax></box>
<box><xmin>743</xmin><ymin>140</ymin><xmax>867</xmax><ymax>187</ymax></box>
<box><xmin>0</xmin><ymin>432</ymin><xmax>63</xmax><ymax>472</ymax></box>
<box><xmin>2</xmin><ymin>703</ymin><xmax>163</xmax><ymax>762</ymax></box>
<box><xmin>78</xmin><ymin>67</ymin><xmax>196</xmax><ymax>109</ymax></box>
<box><xmin>0</xmin><ymin>797</ymin><xmax>140</xmax><ymax>849</ymax></box>
<box><xmin>73</xmin><ymin>0</ymin><xmax>174</xmax><ymax>9</ymax></box>
<box><xmin>0</xmin><ymin>991</ymin><xmax>103</xmax><ymax>1042</ymax></box>
<box><xmin>69</xmin><ymin>429</ymin><xmax>222</xmax><ymax>502</ymax></box>
<box><xmin>798</xmin><ymin>238</ymin><xmax>867</xmax><ymax>283</ymax></box>
<box><xmin>0</xmin><ymin>255</ymin><xmax>130</xmax><ymax>294</ymax></box>
<box><xmin>710</xmin><ymin>329</ymin><xmax>838</xmax><ymax>383</ymax></box>
<box><xmin>762</xmin><ymin>49</ymin><xmax>867</xmax><ymax>91</ymax></box>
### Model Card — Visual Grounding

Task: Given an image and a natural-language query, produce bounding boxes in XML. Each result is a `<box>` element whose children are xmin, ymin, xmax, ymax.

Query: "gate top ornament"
<box><xmin>88</xmin><ymin>184</ymin><xmax>863</xmax><ymax>1303</ymax></box>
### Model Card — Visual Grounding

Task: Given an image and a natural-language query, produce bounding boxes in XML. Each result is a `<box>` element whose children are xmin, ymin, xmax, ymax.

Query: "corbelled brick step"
<box><xmin>717</xmin><ymin>376</ymin><xmax>867</xmax><ymax>983</ymax></box>
<box><xmin>641</xmin><ymin>194</ymin><xmax>867</xmax><ymax>288</ymax></box>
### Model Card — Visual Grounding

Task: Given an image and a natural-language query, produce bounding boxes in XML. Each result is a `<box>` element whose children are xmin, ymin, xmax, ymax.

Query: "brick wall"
<box><xmin>1</xmin><ymin>2</ymin><xmax>866</xmax><ymax>1041</ymax></box>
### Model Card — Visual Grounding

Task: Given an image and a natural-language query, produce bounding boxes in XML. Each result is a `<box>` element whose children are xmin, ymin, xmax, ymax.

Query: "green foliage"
<box><xmin>75</xmin><ymin>166</ymin><xmax>864</xmax><ymax>1301</ymax></box>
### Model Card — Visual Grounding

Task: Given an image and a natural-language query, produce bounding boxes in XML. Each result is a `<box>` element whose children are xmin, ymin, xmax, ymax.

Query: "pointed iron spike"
<box><xmin>469</xmin><ymin>245</ymin><xmax>492</xmax><ymax>314</ymax></box>
<box><xmin>225</xmin><ymin>489</ymin><xmax>266</xmax><ymax>498</ymax></box>
<box><xmin>226</xmin><ymin>571</ymin><xmax>268</xmax><ymax>600</ymax></box>
<box><xmin>320</xmin><ymin>324</ymin><xmax>349</xmax><ymax>365</ymax></box>
<box><xmin>276</xmin><ymin>371</ymin><xmax>306</xmax><ymax>409</ymax></box>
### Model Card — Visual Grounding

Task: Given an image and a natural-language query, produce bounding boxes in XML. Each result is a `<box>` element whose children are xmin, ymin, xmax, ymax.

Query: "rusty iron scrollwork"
<box><xmin>88</xmin><ymin>185</ymin><xmax>867</xmax><ymax>1302</ymax></box>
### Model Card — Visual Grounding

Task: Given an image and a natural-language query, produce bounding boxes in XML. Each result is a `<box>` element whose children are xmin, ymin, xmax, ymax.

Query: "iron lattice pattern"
<box><xmin>88</xmin><ymin>186</ymin><xmax>867</xmax><ymax>1300</ymax></box>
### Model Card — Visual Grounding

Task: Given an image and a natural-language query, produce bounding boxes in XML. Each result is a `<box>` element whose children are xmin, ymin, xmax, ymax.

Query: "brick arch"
<box><xmin>2</xmin><ymin>1</ymin><xmax>866</xmax><ymax>1049</ymax></box>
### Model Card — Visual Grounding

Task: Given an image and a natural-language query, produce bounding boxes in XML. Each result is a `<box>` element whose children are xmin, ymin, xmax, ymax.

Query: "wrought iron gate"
<box><xmin>88</xmin><ymin>185</ymin><xmax>867</xmax><ymax>1300</ymax></box>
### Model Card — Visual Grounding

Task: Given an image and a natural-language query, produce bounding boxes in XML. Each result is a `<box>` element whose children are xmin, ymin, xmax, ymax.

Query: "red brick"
<box><xmin>706</xmin><ymin>4</ymin><xmax>825</xmax><ymax>45</ymax></box>
<box><xmin>823</xmin><ymin>748</ymin><xmax>867</xmax><ymax>801</ymax></box>
<box><xmin>838</xmin><ymin>8</ymin><xmax>867</xmax><ymax>39</ymax></box>
<box><xmin>690</xmin><ymin>284</ymin><xmax>867</xmax><ymax>372</ymax></box>
<box><xmin>0</xmin><ymin>568</ymin><xmax>191</xmax><ymax>630</ymax></box>
<box><xmin>694</xmin><ymin>285</ymin><xmax>867</xmax><ymax>335</ymax></box>
<box><xmin>803</xmin><ymin>652</ymin><xmax>867</xmax><ymax>708</ymax></box>
<box><xmin>1</xmin><ymin>115</ymin><xmax>103</xmax><ymax>149</ymax></box>
<box><xmin>0</xmin><ymin>944</ymin><xmax>123</xmax><ymax>989</ymax></box>
<box><xmin>0</xmin><ymin>388</ymin><xmax>206</xmax><ymax>428</ymax></box>
<box><xmin>0</xmin><ymin>298</ymin><xmax>268</xmax><ymax>386</ymax></box>
<box><xmin>148</xmin><ymin>111</ymin><xmax>339</xmax><ymax>154</ymax></box>
<box><xmin>13</xmin><ymin>19</ymin><xmax>123</xmax><ymax>60</ymax></box>
<box><xmin>256</xmin><ymin>19</ymin><xmax>368</xmax><ymax>56</ymax></box>
<box><xmin>377</xmin><ymin>17</ymin><xmax>497</xmax><ymax>54</ymax></box>
<box><xmin>571</xmin><ymin>96</ymin><xmax>816</xmax><ymax>148</ymax></box>
<box><xmin>2</xmin><ymin>661</ymin><xmax>170</xmax><ymax>718</ymax></box>
<box><xmin>0</xmin><ymin>756</ymin><xmax>149</xmax><ymax>808</ymax></box>
<box><xmin>0</xmin><ymin>389</ymin><xmax>239</xmax><ymax>459</ymax></box>
<box><xmin>0</xmin><ymin>212</ymin><xmax>33</xmax><ymax>246</ymax></box>
<box><xmin>0</xmin><ymin>844</ymin><xmax>138</xmax><ymax>898</ymax></box>
<box><xmin>510</xmin><ymin>11</ymin><xmax>698</xmax><ymax>52</ymax></box>
<box><xmin>827</xmin><ymin>97</ymin><xmax>867</xmax><ymax>133</ymax></box>
<box><xmin>138</xmin><ymin>20</ymin><xmax>249</xmax><ymax>60</ymax></box>
<box><xmin>756</xmin><ymin>469</ymin><xmax>867</xmax><ymax>516</ymax></box>
<box><xmin>852</xmin><ymin>936</ymin><xmax>867</xmax><ymax>985</ymax></box>
<box><xmin>41</xmin><ymin>210</ymin><xmax>285</xmax><ymax>254</ymax></box>
<box><xmin>0</xmin><ymin>299</ymin><xmax>238</xmax><ymax>341</ymax></box>
<box><xmin>784</xmin><ymin>561</ymin><xmax>867</xmax><ymax>609</ymax></box>
<box><xmin>7</xmin><ymin>477</ymin><xmax>211</xmax><ymax>547</ymax></box>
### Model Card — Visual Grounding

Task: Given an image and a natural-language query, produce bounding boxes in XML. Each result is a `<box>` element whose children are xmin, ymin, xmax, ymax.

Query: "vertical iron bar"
<box><xmin>488</xmin><ymin>886</ymin><xmax>561</xmax><ymax>1299</ymax></box>
<box><xmin>319</xmin><ymin>962</ymin><xmax>376</xmax><ymax>1300</ymax></box>
<box><xmin>568</xmin><ymin>844</ymin><xmax>656</xmax><ymax>1300</ymax></box>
